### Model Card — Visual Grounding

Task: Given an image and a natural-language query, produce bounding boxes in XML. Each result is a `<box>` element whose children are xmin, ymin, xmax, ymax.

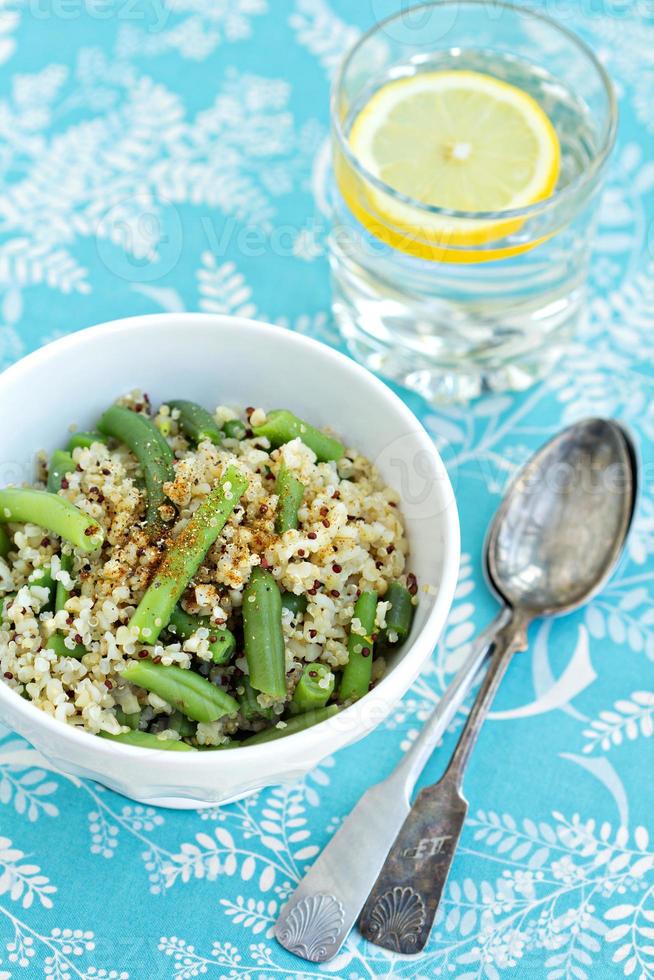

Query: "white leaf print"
<box><xmin>289</xmin><ymin>0</ymin><xmax>358</xmax><ymax>76</ymax></box>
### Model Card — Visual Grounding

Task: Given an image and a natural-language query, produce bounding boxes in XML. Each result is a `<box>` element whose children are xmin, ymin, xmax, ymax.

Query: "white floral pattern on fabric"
<box><xmin>0</xmin><ymin>1</ymin><xmax>653</xmax><ymax>977</ymax></box>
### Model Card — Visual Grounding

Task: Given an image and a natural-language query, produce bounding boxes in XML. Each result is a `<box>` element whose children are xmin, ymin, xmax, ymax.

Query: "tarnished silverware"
<box><xmin>275</xmin><ymin>418</ymin><xmax>636</xmax><ymax>963</ymax></box>
<box><xmin>359</xmin><ymin>418</ymin><xmax>637</xmax><ymax>953</ymax></box>
<box><xmin>273</xmin><ymin>612</ymin><xmax>507</xmax><ymax>962</ymax></box>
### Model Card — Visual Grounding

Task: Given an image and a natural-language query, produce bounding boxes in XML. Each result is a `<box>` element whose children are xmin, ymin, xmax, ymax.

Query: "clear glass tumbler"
<box><xmin>328</xmin><ymin>1</ymin><xmax>617</xmax><ymax>402</ymax></box>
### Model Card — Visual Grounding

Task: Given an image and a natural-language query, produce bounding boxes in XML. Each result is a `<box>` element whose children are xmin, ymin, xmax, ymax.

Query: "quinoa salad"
<box><xmin>0</xmin><ymin>393</ymin><xmax>418</xmax><ymax>750</ymax></box>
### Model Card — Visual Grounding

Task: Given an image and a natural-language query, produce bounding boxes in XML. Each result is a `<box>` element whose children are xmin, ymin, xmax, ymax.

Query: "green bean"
<box><xmin>0</xmin><ymin>488</ymin><xmax>103</xmax><ymax>553</ymax></box>
<box><xmin>238</xmin><ymin>676</ymin><xmax>275</xmax><ymax>721</ymax></box>
<box><xmin>292</xmin><ymin>663</ymin><xmax>334</xmax><ymax>713</ymax></box>
<box><xmin>281</xmin><ymin>591</ymin><xmax>308</xmax><ymax>618</ymax></box>
<box><xmin>242</xmin><ymin>567</ymin><xmax>286</xmax><ymax>699</ymax></box>
<box><xmin>252</xmin><ymin>410</ymin><xmax>344</xmax><ymax>462</ymax></box>
<box><xmin>47</xmin><ymin>450</ymin><xmax>75</xmax><ymax>493</ymax></box>
<box><xmin>167</xmin><ymin>605</ymin><xmax>236</xmax><ymax>665</ymax></box>
<box><xmin>222</xmin><ymin>418</ymin><xmax>247</xmax><ymax>440</ymax></box>
<box><xmin>122</xmin><ymin>660</ymin><xmax>238</xmax><ymax>723</ymax></box>
<box><xmin>38</xmin><ymin>554</ymin><xmax>85</xmax><ymax>656</ymax></box>
<box><xmin>129</xmin><ymin>466</ymin><xmax>248</xmax><ymax>643</ymax></box>
<box><xmin>275</xmin><ymin>464</ymin><xmax>305</xmax><ymax>534</ymax></box>
<box><xmin>208</xmin><ymin>629</ymin><xmax>236</xmax><ymax>665</ymax></box>
<box><xmin>0</xmin><ymin>526</ymin><xmax>11</xmax><ymax>559</ymax></box>
<box><xmin>97</xmin><ymin>405</ymin><xmax>175</xmax><ymax>526</ymax></box>
<box><xmin>168</xmin><ymin>400</ymin><xmax>222</xmax><ymax>445</ymax></box>
<box><xmin>45</xmin><ymin>553</ymin><xmax>81</xmax><ymax>654</ymax></box>
<box><xmin>340</xmin><ymin>590</ymin><xmax>377</xmax><ymax>702</ymax></box>
<box><xmin>28</xmin><ymin>566</ymin><xmax>55</xmax><ymax>613</ymax></box>
<box><xmin>384</xmin><ymin>582</ymin><xmax>416</xmax><ymax>644</ymax></box>
<box><xmin>54</xmin><ymin>553</ymin><xmax>74</xmax><ymax>612</ymax></box>
<box><xmin>45</xmin><ymin>633</ymin><xmax>86</xmax><ymax>659</ymax></box>
<box><xmin>29</xmin><ymin>567</ymin><xmax>55</xmax><ymax>589</ymax></box>
<box><xmin>168</xmin><ymin>605</ymin><xmax>223</xmax><ymax>642</ymax></box>
<box><xmin>167</xmin><ymin>709</ymin><xmax>196</xmax><ymax>738</ymax></box>
<box><xmin>115</xmin><ymin>707</ymin><xmax>141</xmax><ymax>730</ymax></box>
<box><xmin>66</xmin><ymin>431</ymin><xmax>108</xmax><ymax>452</ymax></box>
<box><xmin>242</xmin><ymin>705</ymin><xmax>340</xmax><ymax>745</ymax></box>
<box><xmin>100</xmin><ymin>730</ymin><xmax>196</xmax><ymax>751</ymax></box>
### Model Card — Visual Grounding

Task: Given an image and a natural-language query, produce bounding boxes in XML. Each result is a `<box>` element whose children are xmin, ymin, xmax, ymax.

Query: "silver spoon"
<box><xmin>358</xmin><ymin>416</ymin><xmax>637</xmax><ymax>953</ymax></box>
<box><xmin>275</xmin><ymin>418</ymin><xmax>636</xmax><ymax>963</ymax></box>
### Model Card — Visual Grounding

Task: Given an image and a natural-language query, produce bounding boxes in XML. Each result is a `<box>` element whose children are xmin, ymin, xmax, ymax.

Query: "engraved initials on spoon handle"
<box><xmin>359</xmin><ymin>613</ymin><xmax>529</xmax><ymax>953</ymax></box>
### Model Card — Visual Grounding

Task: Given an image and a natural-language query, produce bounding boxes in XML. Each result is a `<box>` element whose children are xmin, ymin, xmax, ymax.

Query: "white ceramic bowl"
<box><xmin>0</xmin><ymin>314</ymin><xmax>459</xmax><ymax>807</ymax></box>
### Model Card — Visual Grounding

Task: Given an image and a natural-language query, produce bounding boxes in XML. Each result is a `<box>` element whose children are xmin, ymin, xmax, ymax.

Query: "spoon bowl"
<box><xmin>486</xmin><ymin>417</ymin><xmax>636</xmax><ymax>616</ymax></box>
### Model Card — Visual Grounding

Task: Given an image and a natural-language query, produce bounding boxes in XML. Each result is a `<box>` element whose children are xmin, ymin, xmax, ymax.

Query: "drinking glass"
<box><xmin>328</xmin><ymin>1</ymin><xmax>617</xmax><ymax>402</ymax></box>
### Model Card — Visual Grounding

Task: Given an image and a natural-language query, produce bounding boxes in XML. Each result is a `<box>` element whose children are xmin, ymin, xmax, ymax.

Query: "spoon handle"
<box><xmin>359</xmin><ymin>613</ymin><xmax>529</xmax><ymax>954</ymax></box>
<box><xmin>393</xmin><ymin>606</ymin><xmax>512</xmax><ymax>796</ymax></box>
<box><xmin>273</xmin><ymin>609</ymin><xmax>508</xmax><ymax>963</ymax></box>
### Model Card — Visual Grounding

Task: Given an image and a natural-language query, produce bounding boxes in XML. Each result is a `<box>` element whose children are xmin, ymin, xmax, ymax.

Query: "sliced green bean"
<box><xmin>384</xmin><ymin>582</ymin><xmax>416</xmax><ymax>644</ymax></box>
<box><xmin>45</xmin><ymin>633</ymin><xmax>86</xmax><ymax>659</ymax></box>
<box><xmin>66</xmin><ymin>431</ymin><xmax>108</xmax><ymax>452</ymax></box>
<box><xmin>167</xmin><ymin>605</ymin><xmax>236</xmax><ymax>665</ymax></box>
<box><xmin>340</xmin><ymin>590</ymin><xmax>377</xmax><ymax>702</ymax></box>
<box><xmin>0</xmin><ymin>488</ymin><xmax>103</xmax><ymax>552</ymax></box>
<box><xmin>238</xmin><ymin>677</ymin><xmax>275</xmax><ymax>721</ymax></box>
<box><xmin>47</xmin><ymin>450</ymin><xmax>75</xmax><ymax>493</ymax></box>
<box><xmin>167</xmin><ymin>709</ymin><xmax>196</xmax><ymax>738</ymax></box>
<box><xmin>275</xmin><ymin>464</ymin><xmax>305</xmax><ymax>534</ymax></box>
<box><xmin>238</xmin><ymin>676</ymin><xmax>275</xmax><ymax>721</ymax></box>
<box><xmin>242</xmin><ymin>705</ymin><xmax>340</xmax><ymax>745</ymax></box>
<box><xmin>168</xmin><ymin>604</ymin><xmax>222</xmax><ymax>641</ymax></box>
<box><xmin>222</xmin><ymin>418</ymin><xmax>247</xmax><ymax>440</ymax></box>
<box><xmin>0</xmin><ymin>526</ymin><xmax>10</xmax><ymax>559</ymax></box>
<box><xmin>292</xmin><ymin>663</ymin><xmax>334</xmax><ymax>713</ymax></box>
<box><xmin>28</xmin><ymin>566</ymin><xmax>55</xmax><ymax>613</ymax></box>
<box><xmin>129</xmin><ymin>466</ymin><xmax>248</xmax><ymax>643</ymax></box>
<box><xmin>100</xmin><ymin>730</ymin><xmax>196</xmax><ymax>751</ymax></box>
<box><xmin>252</xmin><ymin>410</ymin><xmax>344</xmax><ymax>462</ymax></box>
<box><xmin>115</xmin><ymin>707</ymin><xmax>141</xmax><ymax>730</ymax></box>
<box><xmin>168</xmin><ymin>400</ymin><xmax>222</xmax><ymax>445</ymax></box>
<box><xmin>207</xmin><ymin>629</ymin><xmax>236</xmax><ymax>665</ymax></box>
<box><xmin>55</xmin><ymin>553</ymin><xmax>74</xmax><ymax>612</ymax></box>
<box><xmin>46</xmin><ymin>553</ymin><xmax>80</xmax><ymax>654</ymax></box>
<box><xmin>122</xmin><ymin>660</ymin><xmax>238</xmax><ymax>723</ymax></box>
<box><xmin>97</xmin><ymin>404</ymin><xmax>175</xmax><ymax>526</ymax></box>
<box><xmin>281</xmin><ymin>591</ymin><xmax>308</xmax><ymax>618</ymax></box>
<box><xmin>242</xmin><ymin>567</ymin><xmax>286</xmax><ymax>699</ymax></box>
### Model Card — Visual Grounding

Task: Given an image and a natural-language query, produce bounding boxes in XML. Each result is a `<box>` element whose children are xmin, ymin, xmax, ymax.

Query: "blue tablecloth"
<box><xmin>0</xmin><ymin>2</ymin><xmax>652</xmax><ymax>978</ymax></box>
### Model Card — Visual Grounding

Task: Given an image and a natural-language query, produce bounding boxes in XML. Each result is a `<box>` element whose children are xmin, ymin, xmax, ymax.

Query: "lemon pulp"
<box><xmin>340</xmin><ymin>70</ymin><xmax>561</xmax><ymax>262</ymax></box>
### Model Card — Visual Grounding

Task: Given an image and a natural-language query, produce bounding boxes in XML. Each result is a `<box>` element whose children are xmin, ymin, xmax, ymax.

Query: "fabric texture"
<box><xmin>0</xmin><ymin>2</ymin><xmax>652</xmax><ymax>978</ymax></box>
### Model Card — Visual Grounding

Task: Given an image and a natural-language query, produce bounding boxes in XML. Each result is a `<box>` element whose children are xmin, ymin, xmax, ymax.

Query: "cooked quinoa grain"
<box><xmin>0</xmin><ymin>394</ymin><xmax>417</xmax><ymax>748</ymax></box>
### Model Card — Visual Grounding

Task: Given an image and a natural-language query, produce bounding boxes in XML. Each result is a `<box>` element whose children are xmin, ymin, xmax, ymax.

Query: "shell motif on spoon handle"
<box><xmin>359</xmin><ymin>613</ymin><xmax>529</xmax><ymax>954</ymax></box>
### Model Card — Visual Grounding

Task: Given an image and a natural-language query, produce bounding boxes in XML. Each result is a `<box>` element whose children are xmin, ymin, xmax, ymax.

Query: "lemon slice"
<box><xmin>342</xmin><ymin>70</ymin><xmax>560</xmax><ymax>260</ymax></box>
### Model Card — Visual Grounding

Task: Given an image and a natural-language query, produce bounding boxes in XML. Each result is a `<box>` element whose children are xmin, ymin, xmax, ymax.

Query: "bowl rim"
<box><xmin>0</xmin><ymin>312</ymin><xmax>460</xmax><ymax>764</ymax></box>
